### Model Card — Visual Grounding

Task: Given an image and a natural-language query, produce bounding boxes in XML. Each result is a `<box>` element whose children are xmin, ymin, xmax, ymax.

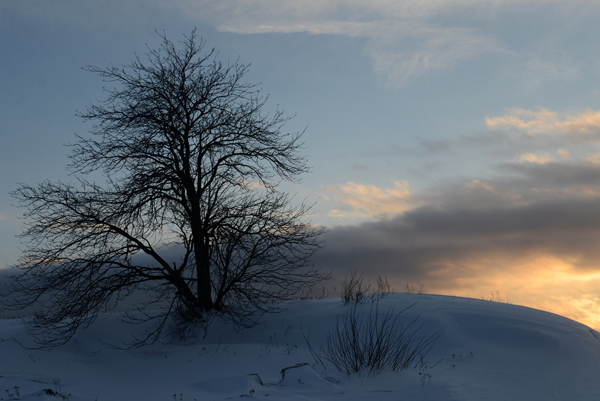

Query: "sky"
<box><xmin>2</xmin><ymin>0</ymin><xmax>600</xmax><ymax>329</ymax></box>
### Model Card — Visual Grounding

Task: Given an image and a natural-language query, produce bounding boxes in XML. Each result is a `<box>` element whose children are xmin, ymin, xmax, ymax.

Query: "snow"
<box><xmin>1</xmin><ymin>293</ymin><xmax>600</xmax><ymax>400</ymax></box>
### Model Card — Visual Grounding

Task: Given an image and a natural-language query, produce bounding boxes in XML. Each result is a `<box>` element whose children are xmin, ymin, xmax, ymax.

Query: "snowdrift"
<box><xmin>1</xmin><ymin>293</ymin><xmax>599</xmax><ymax>400</ymax></box>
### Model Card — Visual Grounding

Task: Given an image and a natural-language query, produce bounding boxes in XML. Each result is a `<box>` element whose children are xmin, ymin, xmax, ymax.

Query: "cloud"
<box><xmin>463</xmin><ymin>180</ymin><xmax>494</xmax><ymax>192</ymax></box>
<box><xmin>173</xmin><ymin>0</ymin><xmax>600</xmax><ymax>87</ymax></box>
<box><xmin>366</xmin><ymin>24</ymin><xmax>503</xmax><ymax>87</ymax></box>
<box><xmin>315</xmin><ymin>158</ymin><xmax>600</xmax><ymax>329</ymax></box>
<box><xmin>556</xmin><ymin>148</ymin><xmax>570</xmax><ymax>160</ymax></box>
<box><xmin>409</xmin><ymin>107</ymin><xmax>600</xmax><ymax>179</ymax></box>
<box><xmin>486</xmin><ymin>107</ymin><xmax>600</xmax><ymax>138</ymax></box>
<box><xmin>177</xmin><ymin>0</ymin><xmax>520</xmax><ymax>86</ymax></box>
<box><xmin>500</xmin><ymin>50</ymin><xmax>582</xmax><ymax>88</ymax></box>
<box><xmin>486</xmin><ymin>107</ymin><xmax>558</xmax><ymax>134</ymax></box>
<box><xmin>329</xmin><ymin>107</ymin><xmax>600</xmax><ymax>329</ymax></box>
<box><xmin>322</xmin><ymin>180</ymin><xmax>413</xmax><ymax>219</ymax></box>
<box><xmin>317</xmin><ymin>195</ymin><xmax>600</xmax><ymax>287</ymax></box>
<box><xmin>517</xmin><ymin>150</ymin><xmax>572</xmax><ymax>164</ymax></box>
<box><xmin>518</xmin><ymin>153</ymin><xmax>551</xmax><ymax>164</ymax></box>
<box><xmin>319</xmin><ymin>158</ymin><xmax>600</xmax><ymax>273</ymax></box>
<box><xmin>7</xmin><ymin>0</ymin><xmax>599</xmax><ymax>86</ymax></box>
<box><xmin>210</xmin><ymin>16</ymin><xmax>503</xmax><ymax>86</ymax></box>
<box><xmin>581</xmin><ymin>152</ymin><xmax>600</xmax><ymax>165</ymax></box>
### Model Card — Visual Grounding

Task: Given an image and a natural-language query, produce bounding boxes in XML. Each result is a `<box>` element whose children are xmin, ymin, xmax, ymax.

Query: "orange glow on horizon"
<box><xmin>388</xmin><ymin>255</ymin><xmax>600</xmax><ymax>331</ymax></box>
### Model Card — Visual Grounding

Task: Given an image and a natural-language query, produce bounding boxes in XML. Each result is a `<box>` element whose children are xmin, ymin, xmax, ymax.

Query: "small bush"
<box><xmin>305</xmin><ymin>300</ymin><xmax>438</xmax><ymax>375</ymax></box>
<box><xmin>404</xmin><ymin>283</ymin><xmax>426</xmax><ymax>295</ymax></box>
<box><xmin>340</xmin><ymin>269</ymin><xmax>391</xmax><ymax>305</ymax></box>
<box><xmin>340</xmin><ymin>269</ymin><xmax>371</xmax><ymax>305</ymax></box>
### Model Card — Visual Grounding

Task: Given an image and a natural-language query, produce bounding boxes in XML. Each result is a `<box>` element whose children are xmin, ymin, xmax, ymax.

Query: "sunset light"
<box><xmin>3</xmin><ymin>0</ymin><xmax>600</xmax><ymax>350</ymax></box>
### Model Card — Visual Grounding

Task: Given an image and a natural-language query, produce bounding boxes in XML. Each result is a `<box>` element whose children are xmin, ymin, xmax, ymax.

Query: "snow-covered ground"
<box><xmin>1</xmin><ymin>293</ymin><xmax>600</xmax><ymax>400</ymax></box>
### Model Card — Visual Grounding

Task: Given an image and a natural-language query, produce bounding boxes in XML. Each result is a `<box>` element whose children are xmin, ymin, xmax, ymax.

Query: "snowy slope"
<box><xmin>1</xmin><ymin>294</ymin><xmax>599</xmax><ymax>400</ymax></box>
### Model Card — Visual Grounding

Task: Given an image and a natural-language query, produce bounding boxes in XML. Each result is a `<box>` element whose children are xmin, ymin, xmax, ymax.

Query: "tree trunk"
<box><xmin>195</xmin><ymin>240</ymin><xmax>214</xmax><ymax>311</ymax></box>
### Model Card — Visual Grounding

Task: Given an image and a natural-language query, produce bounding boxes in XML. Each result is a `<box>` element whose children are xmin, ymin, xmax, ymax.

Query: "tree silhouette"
<box><xmin>5</xmin><ymin>30</ymin><xmax>326</xmax><ymax>347</ymax></box>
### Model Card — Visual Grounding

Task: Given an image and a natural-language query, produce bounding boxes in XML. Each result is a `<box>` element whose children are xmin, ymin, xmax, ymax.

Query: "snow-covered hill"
<box><xmin>1</xmin><ymin>293</ymin><xmax>599</xmax><ymax>400</ymax></box>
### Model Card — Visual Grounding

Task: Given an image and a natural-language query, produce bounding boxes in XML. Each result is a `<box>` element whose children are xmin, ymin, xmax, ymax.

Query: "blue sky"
<box><xmin>3</xmin><ymin>0</ymin><xmax>600</xmax><ymax>328</ymax></box>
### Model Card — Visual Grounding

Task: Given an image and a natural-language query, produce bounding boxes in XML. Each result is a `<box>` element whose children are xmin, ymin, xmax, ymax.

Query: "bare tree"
<box><xmin>4</xmin><ymin>30</ymin><xmax>327</xmax><ymax>347</ymax></box>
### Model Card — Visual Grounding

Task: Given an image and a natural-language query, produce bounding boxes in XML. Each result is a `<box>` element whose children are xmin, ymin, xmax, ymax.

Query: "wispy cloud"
<box><xmin>367</xmin><ymin>23</ymin><xmax>502</xmax><ymax>87</ymax></box>
<box><xmin>516</xmin><ymin>54</ymin><xmax>581</xmax><ymax>87</ymax></box>
<box><xmin>174</xmin><ymin>0</ymin><xmax>600</xmax><ymax>87</ymax></box>
<box><xmin>6</xmin><ymin>0</ymin><xmax>598</xmax><ymax>86</ymax></box>
<box><xmin>211</xmin><ymin>17</ymin><xmax>502</xmax><ymax>86</ymax></box>
<box><xmin>178</xmin><ymin>0</ymin><xmax>516</xmax><ymax>86</ymax></box>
